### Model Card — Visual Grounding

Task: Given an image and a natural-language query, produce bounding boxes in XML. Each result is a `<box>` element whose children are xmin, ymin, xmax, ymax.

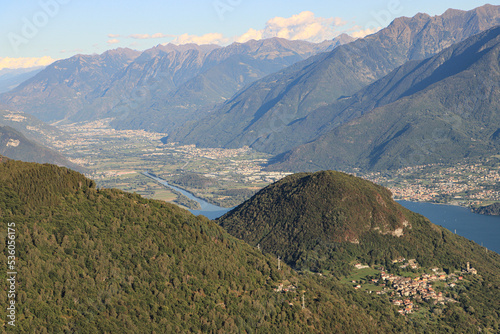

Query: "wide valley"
<box><xmin>53</xmin><ymin>119</ymin><xmax>499</xmax><ymax>253</ymax></box>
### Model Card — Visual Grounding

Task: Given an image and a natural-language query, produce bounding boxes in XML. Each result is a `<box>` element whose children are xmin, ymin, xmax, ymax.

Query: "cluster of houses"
<box><xmin>352</xmin><ymin>260</ymin><xmax>478</xmax><ymax>315</ymax></box>
<box><xmin>391</xmin><ymin>299</ymin><xmax>415</xmax><ymax>315</ymax></box>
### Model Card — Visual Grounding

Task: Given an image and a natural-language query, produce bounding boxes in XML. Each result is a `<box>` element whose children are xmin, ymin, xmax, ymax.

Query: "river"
<box><xmin>143</xmin><ymin>172</ymin><xmax>231</xmax><ymax>219</ymax></box>
<box><xmin>144</xmin><ymin>172</ymin><xmax>499</xmax><ymax>253</ymax></box>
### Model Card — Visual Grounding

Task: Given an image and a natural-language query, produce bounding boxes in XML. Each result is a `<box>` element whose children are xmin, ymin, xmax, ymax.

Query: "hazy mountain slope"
<box><xmin>270</xmin><ymin>26</ymin><xmax>500</xmax><ymax>172</ymax></box>
<box><xmin>0</xmin><ymin>159</ymin><xmax>420</xmax><ymax>333</ymax></box>
<box><xmin>0</xmin><ymin>67</ymin><xmax>45</xmax><ymax>93</ymax></box>
<box><xmin>113</xmin><ymin>36</ymin><xmax>353</xmax><ymax>132</ymax></box>
<box><xmin>0</xmin><ymin>106</ymin><xmax>64</xmax><ymax>147</ymax></box>
<box><xmin>0</xmin><ymin>48</ymin><xmax>141</xmax><ymax>122</ymax></box>
<box><xmin>166</xmin><ymin>5</ymin><xmax>500</xmax><ymax>154</ymax></box>
<box><xmin>0</xmin><ymin>125</ymin><xmax>79</xmax><ymax>170</ymax></box>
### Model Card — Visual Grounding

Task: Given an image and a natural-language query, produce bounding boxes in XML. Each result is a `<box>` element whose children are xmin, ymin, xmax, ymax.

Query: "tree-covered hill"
<box><xmin>0</xmin><ymin>158</ymin><xmax>414</xmax><ymax>333</ymax></box>
<box><xmin>1</xmin><ymin>159</ymin><xmax>499</xmax><ymax>332</ymax></box>
<box><xmin>219</xmin><ymin>171</ymin><xmax>500</xmax><ymax>331</ymax></box>
<box><xmin>219</xmin><ymin>171</ymin><xmax>500</xmax><ymax>274</ymax></box>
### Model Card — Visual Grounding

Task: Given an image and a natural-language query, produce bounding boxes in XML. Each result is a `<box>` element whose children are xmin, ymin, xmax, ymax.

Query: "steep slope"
<box><xmin>166</xmin><ymin>5</ymin><xmax>500</xmax><ymax>154</ymax></box>
<box><xmin>0</xmin><ymin>67</ymin><xmax>44</xmax><ymax>94</ymax></box>
<box><xmin>1</xmin><ymin>48</ymin><xmax>140</xmax><ymax>122</ymax></box>
<box><xmin>0</xmin><ymin>38</ymin><xmax>349</xmax><ymax>132</ymax></box>
<box><xmin>113</xmin><ymin>36</ymin><xmax>353</xmax><ymax>132</ymax></box>
<box><xmin>219</xmin><ymin>171</ymin><xmax>500</xmax><ymax>330</ymax></box>
<box><xmin>0</xmin><ymin>160</ymin><xmax>419</xmax><ymax>333</ymax></box>
<box><xmin>271</xmin><ymin>26</ymin><xmax>500</xmax><ymax>172</ymax></box>
<box><xmin>0</xmin><ymin>125</ymin><xmax>80</xmax><ymax>170</ymax></box>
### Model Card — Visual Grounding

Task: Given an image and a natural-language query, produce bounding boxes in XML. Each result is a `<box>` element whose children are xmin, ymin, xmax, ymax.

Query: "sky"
<box><xmin>0</xmin><ymin>0</ymin><xmax>495</xmax><ymax>70</ymax></box>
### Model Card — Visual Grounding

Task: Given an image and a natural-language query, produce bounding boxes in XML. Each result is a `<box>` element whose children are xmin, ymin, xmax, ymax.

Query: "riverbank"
<box><xmin>142</xmin><ymin>172</ymin><xmax>232</xmax><ymax>219</ymax></box>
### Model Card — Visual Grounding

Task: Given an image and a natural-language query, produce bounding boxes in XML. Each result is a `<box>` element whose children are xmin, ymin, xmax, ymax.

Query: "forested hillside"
<box><xmin>1</xmin><ymin>159</ymin><xmax>498</xmax><ymax>332</ymax></box>
<box><xmin>219</xmin><ymin>171</ymin><xmax>500</xmax><ymax>332</ymax></box>
<box><xmin>0</xmin><ymin>158</ymin><xmax>409</xmax><ymax>333</ymax></box>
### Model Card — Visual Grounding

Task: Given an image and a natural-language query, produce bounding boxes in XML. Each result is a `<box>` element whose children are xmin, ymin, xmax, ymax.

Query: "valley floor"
<box><xmin>49</xmin><ymin>119</ymin><xmax>499</xmax><ymax>211</ymax></box>
<box><xmin>52</xmin><ymin>119</ymin><xmax>291</xmax><ymax>209</ymax></box>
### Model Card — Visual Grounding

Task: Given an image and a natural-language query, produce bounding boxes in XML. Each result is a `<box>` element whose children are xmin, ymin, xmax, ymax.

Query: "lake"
<box><xmin>398</xmin><ymin>200</ymin><xmax>500</xmax><ymax>254</ymax></box>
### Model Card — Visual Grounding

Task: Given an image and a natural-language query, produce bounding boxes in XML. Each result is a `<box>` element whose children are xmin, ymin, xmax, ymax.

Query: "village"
<box><xmin>349</xmin><ymin>259</ymin><xmax>478</xmax><ymax>315</ymax></box>
<box><xmin>270</xmin><ymin>258</ymin><xmax>479</xmax><ymax>316</ymax></box>
<box><xmin>364</xmin><ymin>160</ymin><xmax>500</xmax><ymax>207</ymax></box>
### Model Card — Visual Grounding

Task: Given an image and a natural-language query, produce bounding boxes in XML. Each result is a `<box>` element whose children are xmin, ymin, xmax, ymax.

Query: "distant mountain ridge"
<box><xmin>166</xmin><ymin>5</ymin><xmax>500</xmax><ymax>154</ymax></box>
<box><xmin>0</xmin><ymin>67</ymin><xmax>45</xmax><ymax>93</ymax></box>
<box><xmin>270</xmin><ymin>25</ymin><xmax>500</xmax><ymax>171</ymax></box>
<box><xmin>0</xmin><ymin>37</ymin><xmax>352</xmax><ymax>132</ymax></box>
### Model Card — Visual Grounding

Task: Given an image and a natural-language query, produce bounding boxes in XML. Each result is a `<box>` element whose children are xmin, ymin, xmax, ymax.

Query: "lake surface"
<box><xmin>398</xmin><ymin>200</ymin><xmax>500</xmax><ymax>254</ymax></box>
<box><xmin>144</xmin><ymin>172</ymin><xmax>499</xmax><ymax>252</ymax></box>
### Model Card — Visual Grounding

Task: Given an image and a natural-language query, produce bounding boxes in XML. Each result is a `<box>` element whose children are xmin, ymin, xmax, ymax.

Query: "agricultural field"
<box><xmin>54</xmin><ymin>119</ymin><xmax>291</xmax><ymax>208</ymax></box>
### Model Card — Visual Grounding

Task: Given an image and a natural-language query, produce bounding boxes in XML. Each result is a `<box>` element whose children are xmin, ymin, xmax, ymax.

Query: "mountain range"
<box><xmin>2</xmin><ymin>5</ymin><xmax>500</xmax><ymax>174</ymax></box>
<box><xmin>0</xmin><ymin>36</ymin><xmax>352</xmax><ymax>133</ymax></box>
<box><xmin>269</xmin><ymin>25</ymin><xmax>500</xmax><ymax>171</ymax></box>
<box><xmin>165</xmin><ymin>5</ymin><xmax>500</xmax><ymax>170</ymax></box>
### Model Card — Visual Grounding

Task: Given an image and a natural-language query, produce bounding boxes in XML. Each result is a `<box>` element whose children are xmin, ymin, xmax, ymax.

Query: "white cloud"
<box><xmin>0</xmin><ymin>56</ymin><xmax>56</xmax><ymax>70</ymax></box>
<box><xmin>116</xmin><ymin>12</ymin><xmax>377</xmax><ymax>48</ymax></box>
<box><xmin>129</xmin><ymin>34</ymin><xmax>150</xmax><ymax>40</ymax></box>
<box><xmin>236</xmin><ymin>11</ymin><xmax>348</xmax><ymax>43</ymax></box>
<box><xmin>171</xmin><ymin>33</ymin><xmax>229</xmax><ymax>45</ymax></box>
<box><xmin>350</xmin><ymin>26</ymin><xmax>381</xmax><ymax>38</ymax></box>
<box><xmin>151</xmin><ymin>33</ymin><xmax>172</xmax><ymax>39</ymax></box>
<box><xmin>235</xmin><ymin>28</ymin><xmax>263</xmax><ymax>43</ymax></box>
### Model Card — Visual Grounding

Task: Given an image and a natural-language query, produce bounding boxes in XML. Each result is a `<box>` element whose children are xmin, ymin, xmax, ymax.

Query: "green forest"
<box><xmin>0</xmin><ymin>160</ymin><xmax>499</xmax><ymax>332</ymax></box>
